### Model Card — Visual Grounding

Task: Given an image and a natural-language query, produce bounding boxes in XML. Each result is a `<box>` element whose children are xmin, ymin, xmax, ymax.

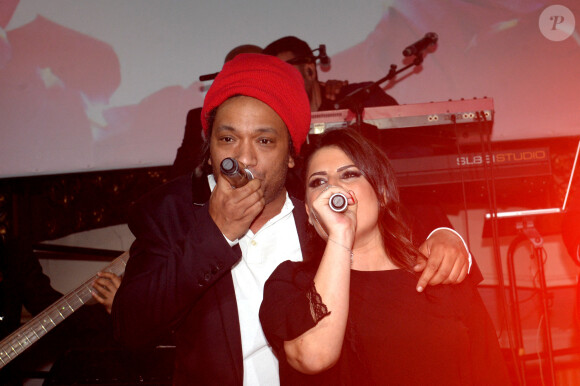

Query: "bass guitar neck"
<box><xmin>0</xmin><ymin>251</ymin><xmax>129</xmax><ymax>369</ymax></box>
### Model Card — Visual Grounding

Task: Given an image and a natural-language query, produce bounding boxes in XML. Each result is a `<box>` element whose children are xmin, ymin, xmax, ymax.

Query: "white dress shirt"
<box><xmin>208</xmin><ymin>175</ymin><xmax>303</xmax><ymax>385</ymax></box>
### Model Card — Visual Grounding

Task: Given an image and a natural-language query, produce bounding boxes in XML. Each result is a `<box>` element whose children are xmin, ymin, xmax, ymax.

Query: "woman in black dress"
<box><xmin>259</xmin><ymin>128</ymin><xmax>511</xmax><ymax>385</ymax></box>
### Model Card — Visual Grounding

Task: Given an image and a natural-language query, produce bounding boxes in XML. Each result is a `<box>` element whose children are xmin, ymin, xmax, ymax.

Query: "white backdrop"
<box><xmin>1</xmin><ymin>0</ymin><xmax>579</xmax><ymax>177</ymax></box>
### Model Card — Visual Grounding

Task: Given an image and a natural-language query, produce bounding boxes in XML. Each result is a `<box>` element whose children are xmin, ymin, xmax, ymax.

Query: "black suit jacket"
<box><xmin>112</xmin><ymin>174</ymin><xmax>320</xmax><ymax>385</ymax></box>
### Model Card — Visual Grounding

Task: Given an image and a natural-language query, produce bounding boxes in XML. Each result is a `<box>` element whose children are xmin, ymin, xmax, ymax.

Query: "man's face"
<box><xmin>276</xmin><ymin>51</ymin><xmax>316</xmax><ymax>101</ymax></box>
<box><xmin>276</xmin><ymin>51</ymin><xmax>299</xmax><ymax>65</ymax></box>
<box><xmin>209</xmin><ymin>95</ymin><xmax>295</xmax><ymax>205</ymax></box>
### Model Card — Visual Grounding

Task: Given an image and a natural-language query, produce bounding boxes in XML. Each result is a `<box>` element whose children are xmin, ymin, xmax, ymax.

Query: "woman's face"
<box><xmin>305</xmin><ymin>145</ymin><xmax>380</xmax><ymax>239</ymax></box>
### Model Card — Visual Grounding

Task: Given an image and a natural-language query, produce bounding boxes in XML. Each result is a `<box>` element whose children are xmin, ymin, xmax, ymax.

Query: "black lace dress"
<box><xmin>259</xmin><ymin>260</ymin><xmax>511</xmax><ymax>385</ymax></box>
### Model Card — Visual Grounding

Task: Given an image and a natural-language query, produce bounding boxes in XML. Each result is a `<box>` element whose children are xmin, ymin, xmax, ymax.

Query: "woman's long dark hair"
<box><xmin>301</xmin><ymin>127</ymin><xmax>422</xmax><ymax>271</ymax></box>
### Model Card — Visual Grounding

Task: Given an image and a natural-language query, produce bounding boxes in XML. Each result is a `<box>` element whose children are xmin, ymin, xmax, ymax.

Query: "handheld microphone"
<box><xmin>329</xmin><ymin>193</ymin><xmax>348</xmax><ymax>213</ymax></box>
<box><xmin>318</xmin><ymin>44</ymin><xmax>331</xmax><ymax>72</ymax></box>
<box><xmin>402</xmin><ymin>32</ymin><xmax>438</xmax><ymax>57</ymax></box>
<box><xmin>220</xmin><ymin>158</ymin><xmax>254</xmax><ymax>188</ymax></box>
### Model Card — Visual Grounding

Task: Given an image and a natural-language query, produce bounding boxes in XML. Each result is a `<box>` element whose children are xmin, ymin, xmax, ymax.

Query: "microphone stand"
<box><xmin>333</xmin><ymin>53</ymin><xmax>425</xmax><ymax>130</ymax></box>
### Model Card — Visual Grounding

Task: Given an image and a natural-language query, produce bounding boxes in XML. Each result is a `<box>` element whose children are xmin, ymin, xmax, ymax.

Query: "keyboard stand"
<box><xmin>506</xmin><ymin>219</ymin><xmax>556</xmax><ymax>385</ymax></box>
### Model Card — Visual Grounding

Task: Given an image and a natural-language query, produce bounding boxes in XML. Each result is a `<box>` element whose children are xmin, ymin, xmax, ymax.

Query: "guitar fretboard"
<box><xmin>0</xmin><ymin>251</ymin><xmax>129</xmax><ymax>368</ymax></box>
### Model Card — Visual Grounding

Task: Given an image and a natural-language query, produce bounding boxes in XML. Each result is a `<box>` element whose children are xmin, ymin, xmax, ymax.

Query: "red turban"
<box><xmin>201</xmin><ymin>53</ymin><xmax>311</xmax><ymax>154</ymax></box>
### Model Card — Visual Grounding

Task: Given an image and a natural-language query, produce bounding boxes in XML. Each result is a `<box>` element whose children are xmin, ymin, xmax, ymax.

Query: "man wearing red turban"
<box><xmin>113</xmin><ymin>54</ymin><xmax>472</xmax><ymax>385</ymax></box>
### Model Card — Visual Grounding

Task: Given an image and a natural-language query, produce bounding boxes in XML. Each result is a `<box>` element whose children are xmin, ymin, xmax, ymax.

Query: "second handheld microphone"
<box><xmin>329</xmin><ymin>193</ymin><xmax>348</xmax><ymax>213</ymax></box>
<box><xmin>220</xmin><ymin>158</ymin><xmax>254</xmax><ymax>188</ymax></box>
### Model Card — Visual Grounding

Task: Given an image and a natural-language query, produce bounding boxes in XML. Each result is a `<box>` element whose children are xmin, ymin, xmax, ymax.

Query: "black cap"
<box><xmin>263</xmin><ymin>36</ymin><xmax>314</xmax><ymax>64</ymax></box>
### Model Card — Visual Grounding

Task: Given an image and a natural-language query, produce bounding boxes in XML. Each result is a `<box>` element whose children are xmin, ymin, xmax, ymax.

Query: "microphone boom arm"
<box><xmin>334</xmin><ymin>54</ymin><xmax>425</xmax><ymax>128</ymax></box>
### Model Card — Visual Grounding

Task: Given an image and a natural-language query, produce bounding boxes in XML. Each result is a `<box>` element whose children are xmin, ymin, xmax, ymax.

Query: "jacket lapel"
<box><xmin>213</xmin><ymin>257</ymin><xmax>244</xmax><ymax>384</ymax></box>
